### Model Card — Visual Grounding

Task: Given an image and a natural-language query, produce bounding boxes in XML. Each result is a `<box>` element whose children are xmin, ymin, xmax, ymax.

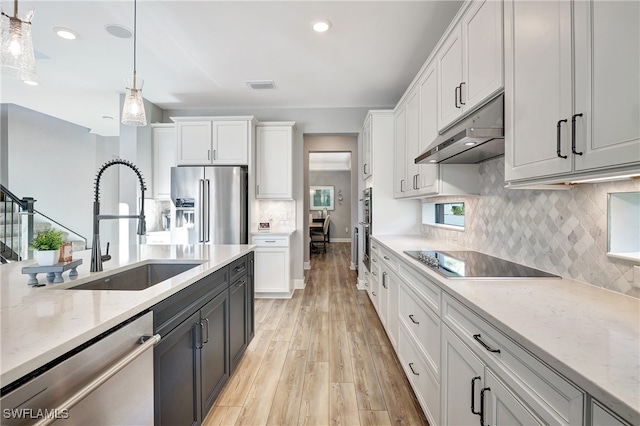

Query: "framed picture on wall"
<box><xmin>310</xmin><ymin>186</ymin><xmax>335</xmax><ymax>210</ymax></box>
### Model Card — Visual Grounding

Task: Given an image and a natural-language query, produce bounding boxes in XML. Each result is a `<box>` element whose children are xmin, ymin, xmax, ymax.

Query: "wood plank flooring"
<box><xmin>205</xmin><ymin>242</ymin><xmax>427</xmax><ymax>426</ymax></box>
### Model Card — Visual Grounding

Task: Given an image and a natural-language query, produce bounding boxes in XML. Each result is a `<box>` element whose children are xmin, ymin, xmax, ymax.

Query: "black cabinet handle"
<box><xmin>480</xmin><ymin>387</ymin><xmax>491</xmax><ymax>426</ymax></box>
<box><xmin>557</xmin><ymin>119</ymin><xmax>568</xmax><ymax>159</ymax></box>
<box><xmin>195</xmin><ymin>322</ymin><xmax>204</xmax><ymax>349</ymax></box>
<box><xmin>471</xmin><ymin>376</ymin><xmax>481</xmax><ymax>415</ymax></box>
<box><xmin>372</xmin><ymin>291</ymin><xmax>376</xmax><ymax>296</ymax></box>
<box><xmin>235</xmin><ymin>280</ymin><xmax>246</xmax><ymax>288</ymax></box>
<box><xmin>382</xmin><ymin>272</ymin><xmax>388</xmax><ymax>289</ymax></box>
<box><xmin>459</xmin><ymin>82</ymin><xmax>466</xmax><ymax>105</ymax></box>
<box><xmin>234</xmin><ymin>265</ymin><xmax>246</xmax><ymax>273</ymax></box>
<box><xmin>408</xmin><ymin>363</ymin><xmax>419</xmax><ymax>376</ymax></box>
<box><xmin>203</xmin><ymin>318</ymin><xmax>210</xmax><ymax>344</ymax></box>
<box><xmin>383</xmin><ymin>256</ymin><xmax>390</xmax><ymax>260</ymax></box>
<box><xmin>363</xmin><ymin>163</ymin><xmax>368</xmax><ymax>175</ymax></box>
<box><xmin>455</xmin><ymin>86</ymin><xmax>461</xmax><ymax>109</ymax></box>
<box><xmin>572</xmin><ymin>113</ymin><xmax>583</xmax><ymax>155</ymax></box>
<box><xmin>473</xmin><ymin>334</ymin><xmax>501</xmax><ymax>353</ymax></box>
<box><xmin>408</xmin><ymin>314</ymin><xmax>419</xmax><ymax>325</ymax></box>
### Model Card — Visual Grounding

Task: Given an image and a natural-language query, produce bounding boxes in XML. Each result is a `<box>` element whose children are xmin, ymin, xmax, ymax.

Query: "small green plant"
<box><xmin>30</xmin><ymin>228</ymin><xmax>64</xmax><ymax>251</ymax></box>
<box><xmin>451</xmin><ymin>205</ymin><xmax>465</xmax><ymax>216</ymax></box>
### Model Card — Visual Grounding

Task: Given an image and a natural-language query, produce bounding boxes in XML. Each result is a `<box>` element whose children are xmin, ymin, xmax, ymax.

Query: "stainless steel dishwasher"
<box><xmin>0</xmin><ymin>312</ymin><xmax>160</xmax><ymax>426</ymax></box>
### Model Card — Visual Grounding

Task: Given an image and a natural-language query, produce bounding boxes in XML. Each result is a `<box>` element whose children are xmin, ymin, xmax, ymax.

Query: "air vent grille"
<box><xmin>245</xmin><ymin>80</ymin><xmax>276</xmax><ymax>90</ymax></box>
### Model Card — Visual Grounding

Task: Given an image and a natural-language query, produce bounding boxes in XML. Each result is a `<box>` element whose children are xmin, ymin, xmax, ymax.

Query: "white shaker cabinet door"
<box><xmin>485</xmin><ymin>369</ymin><xmax>544</xmax><ymax>426</ymax></box>
<box><xmin>573</xmin><ymin>0</ymin><xmax>640</xmax><ymax>172</ymax></box>
<box><xmin>417</xmin><ymin>64</ymin><xmax>439</xmax><ymax>195</ymax></box>
<box><xmin>437</xmin><ymin>25</ymin><xmax>464</xmax><ymax>131</ymax></box>
<box><xmin>256</xmin><ymin>125</ymin><xmax>293</xmax><ymax>199</ymax></box>
<box><xmin>176</xmin><ymin>121</ymin><xmax>212</xmax><ymax>165</ymax></box>
<box><xmin>211</xmin><ymin>120</ymin><xmax>249</xmax><ymax>165</ymax></box>
<box><xmin>394</xmin><ymin>104</ymin><xmax>407</xmax><ymax>198</ymax></box>
<box><xmin>504</xmin><ymin>0</ymin><xmax>573</xmax><ymax>181</ymax></box>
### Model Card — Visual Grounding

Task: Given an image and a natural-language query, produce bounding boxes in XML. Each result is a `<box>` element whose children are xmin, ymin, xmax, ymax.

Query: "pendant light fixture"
<box><xmin>121</xmin><ymin>0</ymin><xmax>147</xmax><ymax>126</ymax></box>
<box><xmin>1</xmin><ymin>0</ymin><xmax>37</xmax><ymax>83</ymax></box>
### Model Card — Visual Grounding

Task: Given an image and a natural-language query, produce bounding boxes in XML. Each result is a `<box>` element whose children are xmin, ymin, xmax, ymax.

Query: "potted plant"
<box><xmin>30</xmin><ymin>228</ymin><xmax>64</xmax><ymax>266</ymax></box>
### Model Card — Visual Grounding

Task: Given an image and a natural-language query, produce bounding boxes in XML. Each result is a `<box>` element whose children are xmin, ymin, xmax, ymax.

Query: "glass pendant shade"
<box><xmin>121</xmin><ymin>77</ymin><xmax>147</xmax><ymax>126</ymax></box>
<box><xmin>1</xmin><ymin>8</ymin><xmax>37</xmax><ymax>82</ymax></box>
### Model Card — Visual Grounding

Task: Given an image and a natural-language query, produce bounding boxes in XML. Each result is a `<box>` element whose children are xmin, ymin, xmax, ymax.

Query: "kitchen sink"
<box><xmin>67</xmin><ymin>262</ymin><xmax>203</xmax><ymax>291</ymax></box>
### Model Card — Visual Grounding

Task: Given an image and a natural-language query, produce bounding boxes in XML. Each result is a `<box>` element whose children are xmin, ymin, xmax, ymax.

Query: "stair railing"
<box><xmin>0</xmin><ymin>184</ymin><xmax>35</xmax><ymax>262</ymax></box>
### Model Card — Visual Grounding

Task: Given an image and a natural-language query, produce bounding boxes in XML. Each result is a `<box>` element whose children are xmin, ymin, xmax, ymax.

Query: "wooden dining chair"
<box><xmin>310</xmin><ymin>215</ymin><xmax>330</xmax><ymax>253</ymax></box>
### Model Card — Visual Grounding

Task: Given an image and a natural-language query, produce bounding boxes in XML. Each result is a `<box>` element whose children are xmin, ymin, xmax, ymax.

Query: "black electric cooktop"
<box><xmin>403</xmin><ymin>250</ymin><xmax>559</xmax><ymax>279</ymax></box>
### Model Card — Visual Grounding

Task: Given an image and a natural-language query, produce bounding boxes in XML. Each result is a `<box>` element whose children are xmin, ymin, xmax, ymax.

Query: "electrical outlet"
<box><xmin>345</xmin><ymin>227</ymin><xmax>349</xmax><ymax>235</ymax></box>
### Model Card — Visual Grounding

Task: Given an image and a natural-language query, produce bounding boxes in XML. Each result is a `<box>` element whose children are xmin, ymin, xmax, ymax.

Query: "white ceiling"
<box><xmin>0</xmin><ymin>0</ymin><xmax>463</xmax><ymax>136</ymax></box>
<box><xmin>309</xmin><ymin>152</ymin><xmax>351</xmax><ymax>171</ymax></box>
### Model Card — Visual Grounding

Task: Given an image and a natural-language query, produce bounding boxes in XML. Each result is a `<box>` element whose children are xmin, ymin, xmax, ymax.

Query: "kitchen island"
<box><xmin>0</xmin><ymin>243</ymin><xmax>254</xmax><ymax>388</ymax></box>
<box><xmin>370</xmin><ymin>235</ymin><xmax>639</xmax><ymax>425</ymax></box>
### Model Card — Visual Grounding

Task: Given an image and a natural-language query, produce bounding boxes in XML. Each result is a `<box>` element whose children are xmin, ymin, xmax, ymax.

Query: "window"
<box><xmin>422</xmin><ymin>202</ymin><xmax>465</xmax><ymax>228</ymax></box>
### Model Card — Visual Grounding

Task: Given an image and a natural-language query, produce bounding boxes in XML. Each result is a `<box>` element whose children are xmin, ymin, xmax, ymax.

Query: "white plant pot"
<box><xmin>35</xmin><ymin>249</ymin><xmax>60</xmax><ymax>266</ymax></box>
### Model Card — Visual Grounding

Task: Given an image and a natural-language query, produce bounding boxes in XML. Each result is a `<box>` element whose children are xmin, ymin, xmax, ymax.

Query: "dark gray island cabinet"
<box><xmin>152</xmin><ymin>252</ymin><xmax>254</xmax><ymax>426</ymax></box>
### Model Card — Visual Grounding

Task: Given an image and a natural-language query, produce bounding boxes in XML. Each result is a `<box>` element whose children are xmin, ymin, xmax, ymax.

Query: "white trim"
<box><xmin>330</xmin><ymin>238</ymin><xmax>351</xmax><ymax>243</ymax></box>
<box><xmin>303</xmin><ymin>261</ymin><xmax>311</xmax><ymax>270</ymax></box>
<box><xmin>356</xmin><ymin>279</ymin><xmax>367</xmax><ymax>291</ymax></box>
<box><xmin>294</xmin><ymin>278</ymin><xmax>306</xmax><ymax>289</ymax></box>
<box><xmin>255</xmin><ymin>290</ymin><xmax>294</xmax><ymax>299</ymax></box>
<box><xmin>350</xmin><ymin>262</ymin><xmax>357</xmax><ymax>270</ymax></box>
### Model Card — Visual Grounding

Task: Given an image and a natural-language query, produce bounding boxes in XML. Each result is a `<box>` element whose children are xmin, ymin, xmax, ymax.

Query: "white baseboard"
<box><xmin>356</xmin><ymin>279</ymin><xmax>367</xmax><ymax>291</ymax></box>
<box><xmin>303</xmin><ymin>261</ymin><xmax>311</xmax><ymax>270</ymax></box>
<box><xmin>294</xmin><ymin>278</ymin><xmax>305</xmax><ymax>289</ymax></box>
<box><xmin>350</xmin><ymin>262</ymin><xmax>357</xmax><ymax>270</ymax></box>
<box><xmin>330</xmin><ymin>238</ymin><xmax>351</xmax><ymax>243</ymax></box>
<box><xmin>255</xmin><ymin>290</ymin><xmax>294</xmax><ymax>299</ymax></box>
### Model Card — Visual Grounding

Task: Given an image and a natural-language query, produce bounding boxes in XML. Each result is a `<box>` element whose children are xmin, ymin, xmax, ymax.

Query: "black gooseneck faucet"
<box><xmin>91</xmin><ymin>159</ymin><xmax>147</xmax><ymax>272</ymax></box>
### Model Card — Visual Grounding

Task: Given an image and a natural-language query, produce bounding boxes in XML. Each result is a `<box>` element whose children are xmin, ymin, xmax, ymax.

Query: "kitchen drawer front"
<box><xmin>252</xmin><ymin>236</ymin><xmax>289</xmax><ymax>247</ymax></box>
<box><xmin>154</xmin><ymin>267</ymin><xmax>228</xmax><ymax>336</ymax></box>
<box><xmin>370</xmin><ymin>256</ymin><xmax>380</xmax><ymax>283</ymax></box>
<box><xmin>370</xmin><ymin>241</ymin><xmax>380</xmax><ymax>256</ymax></box>
<box><xmin>398</xmin><ymin>281</ymin><xmax>440</xmax><ymax>379</ymax></box>
<box><xmin>442</xmin><ymin>294</ymin><xmax>584</xmax><ymax>425</ymax></box>
<box><xmin>378</xmin><ymin>246</ymin><xmax>399</xmax><ymax>273</ymax></box>
<box><xmin>398</xmin><ymin>262</ymin><xmax>441</xmax><ymax>316</ymax></box>
<box><xmin>229</xmin><ymin>254</ymin><xmax>249</xmax><ymax>283</ymax></box>
<box><xmin>398</xmin><ymin>322</ymin><xmax>441</xmax><ymax>426</ymax></box>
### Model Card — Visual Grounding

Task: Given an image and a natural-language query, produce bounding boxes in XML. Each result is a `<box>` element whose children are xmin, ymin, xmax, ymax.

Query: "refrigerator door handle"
<box><xmin>199</xmin><ymin>179</ymin><xmax>205</xmax><ymax>242</ymax></box>
<box><xmin>206</xmin><ymin>179</ymin><xmax>211</xmax><ymax>242</ymax></box>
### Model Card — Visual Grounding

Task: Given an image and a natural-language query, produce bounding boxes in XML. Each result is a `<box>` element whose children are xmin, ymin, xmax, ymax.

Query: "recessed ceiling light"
<box><xmin>312</xmin><ymin>19</ymin><xmax>332</xmax><ymax>33</ymax></box>
<box><xmin>24</xmin><ymin>80</ymin><xmax>38</xmax><ymax>86</ymax></box>
<box><xmin>464</xmin><ymin>141</ymin><xmax>477</xmax><ymax>146</ymax></box>
<box><xmin>54</xmin><ymin>27</ymin><xmax>78</xmax><ymax>40</ymax></box>
<box><xmin>105</xmin><ymin>24</ymin><xmax>132</xmax><ymax>39</ymax></box>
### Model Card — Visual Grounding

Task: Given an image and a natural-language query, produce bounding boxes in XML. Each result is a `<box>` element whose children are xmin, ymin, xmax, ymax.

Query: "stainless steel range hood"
<box><xmin>416</xmin><ymin>94</ymin><xmax>504</xmax><ymax>164</ymax></box>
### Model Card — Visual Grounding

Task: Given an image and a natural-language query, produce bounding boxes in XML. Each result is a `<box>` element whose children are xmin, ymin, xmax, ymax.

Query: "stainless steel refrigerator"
<box><xmin>170</xmin><ymin>166</ymin><xmax>248</xmax><ymax>244</ymax></box>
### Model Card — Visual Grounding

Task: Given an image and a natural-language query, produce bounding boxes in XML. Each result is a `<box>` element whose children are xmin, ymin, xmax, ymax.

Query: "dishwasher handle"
<box><xmin>33</xmin><ymin>334</ymin><xmax>161</xmax><ymax>426</ymax></box>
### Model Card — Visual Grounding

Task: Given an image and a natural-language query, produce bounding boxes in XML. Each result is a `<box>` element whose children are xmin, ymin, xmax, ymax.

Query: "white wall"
<box><xmin>164</xmin><ymin>107</ymin><xmax>372</xmax><ymax>285</ymax></box>
<box><xmin>3</xmin><ymin>104</ymin><xmax>102</xmax><ymax>243</ymax></box>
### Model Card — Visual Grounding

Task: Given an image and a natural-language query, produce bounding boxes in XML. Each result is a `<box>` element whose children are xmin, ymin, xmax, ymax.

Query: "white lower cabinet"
<box><xmin>252</xmin><ymin>235</ymin><xmax>292</xmax><ymax>297</ymax></box>
<box><xmin>398</xmin><ymin>324</ymin><xmax>441</xmax><ymax>426</ymax></box>
<box><xmin>591</xmin><ymin>399</ymin><xmax>630</xmax><ymax>426</ymax></box>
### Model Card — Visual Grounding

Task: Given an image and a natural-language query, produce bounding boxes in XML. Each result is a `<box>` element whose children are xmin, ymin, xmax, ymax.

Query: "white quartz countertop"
<box><xmin>250</xmin><ymin>228</ymin><xmax>295</xmax><ymax>236</ymax></box>
<box><xmin>372</xmin><ymin>235</ymin><xmax>640</xmax><ymax>424</ymax></box>
<box><xmin>0</xmin><ymin>243</ymin><xmax>254</xmax><ymax>387</ymax></box>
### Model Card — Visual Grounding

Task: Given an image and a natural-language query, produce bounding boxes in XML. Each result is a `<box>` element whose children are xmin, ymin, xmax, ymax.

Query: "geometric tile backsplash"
<box><xmin>421</xmin><ymin>157</ymin><xmax>640</xmax><ymax>298</ymax></box>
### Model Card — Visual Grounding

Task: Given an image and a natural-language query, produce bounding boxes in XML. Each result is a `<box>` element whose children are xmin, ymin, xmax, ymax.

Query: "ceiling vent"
<box><xmin>245</xmin><ymin>80</ymin><xmax>276</xmax><ymax>90</ymax></box>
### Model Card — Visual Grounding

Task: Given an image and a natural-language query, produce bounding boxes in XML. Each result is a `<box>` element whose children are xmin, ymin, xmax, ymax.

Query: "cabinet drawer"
<box><xmin>252</xmin><ymin>236</ymin><xmax>289</xmax><ymax>247</ymax></box>
<box><xmin>229</xmin><ymin>255</ymin><xmax>248</xmax><ymax>283</ymax></box>
<box><xmin>398</xmin><ymin>282</ymin><xmax>440</xmax><ymax>379</ymax></box>
<box><xmin>398</xmin><ymin>323</ymin><xmax>441</xmax><ymax>426</ymax></box>
<box><xmin>370</xmin><ymin>258</ymin><xmax>380</xmax><ymax>283</ymax></box>
<box><xmin>378</xmin><ymin>247</ymin><xmax>399</xmax><ymax>273</ymax></box>
<box><xmin>153</xmin><ymin>267</ymin><xmax>228</xmax><ymax>337</ymax></box>
<box><xmin>442</xmin><ymin>294</ymin><xmax>584</xmax><ymax>425</ymax></box>
<box><xmin>398</xmin><ymin>263</ymin><xmax>441</xmax><ymax>315</ymax></box>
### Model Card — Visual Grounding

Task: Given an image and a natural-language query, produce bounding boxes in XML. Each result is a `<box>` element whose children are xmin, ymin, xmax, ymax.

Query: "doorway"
<box><xmin>303</xmin><ymin>135</ymin><xmax>359</xmax><ymax>269</ymax></box>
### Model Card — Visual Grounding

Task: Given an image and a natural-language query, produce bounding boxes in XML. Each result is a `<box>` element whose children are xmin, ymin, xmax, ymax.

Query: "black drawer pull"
<box><xmin>571</xmin><ymin>113</ymin><xmax>584</xmax><ymax>155</ymax></box>
<box><xmin>409</xmin><ymin>314</ymin><xmax>419</xmax><ymax>325</ymax></box>
<box><xmin>471</xmin><ymin>376</ymin><xmax>481</xmax><ymax>415</ymax></box>
<box><xmin>557</xmin><ymin>119</ymin><xmax>568</xmax><ymax>159</ymax></box>
<box><xmin>408</xmin><ymin>363</ymin><xmax>419</xmax><ymax>376</ymax></box>
<box><xmin>383</xmin><ymin>255</ymin><xmax>390</xmax><ymax>260</ymax></box>
<box><xmin>235</xmin><ymin>280</ymin><xmax>246</xmax><ymax>288</ymax></box>
<box><xmin>233</xmin><ymin>265</ymin><xmax>246</xmax><ymax>273</ymax></box>
<box><xmin>473</xmin><ymin>334</ymin><xmax>501</xmax><ymax>353</ymax></box>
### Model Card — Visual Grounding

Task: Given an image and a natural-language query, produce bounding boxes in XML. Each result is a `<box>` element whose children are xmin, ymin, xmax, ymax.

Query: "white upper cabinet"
<box><xmin>362</xmin><ymin>116</ymin><xmax>373</xmax><ymax>180</ymax></box>
<box><xmin>405</xmin><ymin>87</ymin><xmax>421</xmax><ymax>196</ymax></box>
<box><xmin>212</xmin><ymin>120</ymin><xmax>249</xmax><ymax>165</ymax></box>
<box><xmin>505</xmin><ymin>0</ymin><xmax>640</xmax><ymax>184</ymax></box>
<box><xmin>438</xmin><ymin>0</ymin><xmax>504</xmax><ymax>132</ymax></box>
<box><xmin>151</xmin><ymin>124</ymin><xmax>177</xmax><ymax>199</ymax></box>
<box><xmin>255</xmin><ymin>122</ymin><xmax>294</xmax><ymax>200</ymax></box>
<box><xmin>173</xmin><ymin>117</ymin><xmax>253</xmax><ymax>166</ymax></box>
<box><xmin>573</xmin><ymin>0</ymin><xmax>640</xmax><ymax>173</ymax></box>
<box><xmin>394</xmin><ymin>103</ymin><xmax>407</xmax><ymax>198</ymax></box>
<box><xmin>417</xmin><ymin>64</ymin><xmax>440</xmax><ymax>195</ymax></box>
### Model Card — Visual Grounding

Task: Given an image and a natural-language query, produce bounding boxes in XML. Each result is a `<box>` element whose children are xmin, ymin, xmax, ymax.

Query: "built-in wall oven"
<box><xmin>360</xmin><ymin>188</ymin><xmax>372</xmax><ymax>271</ymax></box>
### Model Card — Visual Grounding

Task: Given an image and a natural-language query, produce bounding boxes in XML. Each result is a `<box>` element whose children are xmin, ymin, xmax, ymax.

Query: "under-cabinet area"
<box><xmin>364</xmin><ymin>236</ymin><xmax>639</xmax><ymax>426</ymax></box>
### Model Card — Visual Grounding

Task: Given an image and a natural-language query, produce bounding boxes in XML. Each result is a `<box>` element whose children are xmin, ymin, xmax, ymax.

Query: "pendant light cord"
<box><xmin>13</xmin><ymin>0</ymin><xmax>18</xmax><ymax>17</ymax></box>
<box><xmin>132</xmin><ymin>0</ymin><xmax>137</xmax><ymax>87</ymax></box>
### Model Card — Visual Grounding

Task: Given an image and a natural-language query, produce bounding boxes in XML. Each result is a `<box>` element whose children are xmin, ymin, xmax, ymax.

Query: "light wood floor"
<box><xmin>204</xmin><ymin>242</ymin><xmax>428</xmax><ymax>426</ymax></box>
